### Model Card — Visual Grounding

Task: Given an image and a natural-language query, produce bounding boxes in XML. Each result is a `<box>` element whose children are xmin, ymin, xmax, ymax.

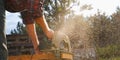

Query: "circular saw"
<box><xmin>52</xmin><ymin>31</ymin><xmax>71</xmax><ymax>52</ymax></box>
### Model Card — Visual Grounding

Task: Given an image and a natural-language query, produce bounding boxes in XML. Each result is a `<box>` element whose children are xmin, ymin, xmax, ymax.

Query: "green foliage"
<box><xmin>44</xmin><ymin>0</ymin><xmax>79</xmax><ymax>29</ymax></box>
<box><xmin>89</xmin><ymin>10</ymin><xmax>120</xmax><ymax>47</ymax></box>
<box><xmin>35</xmin><ymin>24</ymin><xmax>44</xmax><ymax>35</ymax></box>
<box><xmin>80</xmin><ymin>4</ymin><xmax>93</xmax><ymax>11</ymax></box>
<box><xmin>10</xmin><ymin>22</ymin><xmax>27</xmax><ymax>35</ymax></box>
<box><xmin>89</xmin><ymin>8</ymin><xmax>120</xmax><ymax>60</ymax></box>
<box><xmin>97</xmin><ymin>45</ymin><xmax>120</xmax><ymax>59</ymax></box>
<box><xmin>99</xmin><ymin>57</ymin><xmax>120</xmax><ymax>60</ymax></box>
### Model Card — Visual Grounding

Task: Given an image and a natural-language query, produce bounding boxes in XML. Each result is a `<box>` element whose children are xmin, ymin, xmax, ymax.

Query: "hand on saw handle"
<box><xmin>45</xmin><ymin>29</ymin><xmax>54</xmax><ymax>40</ymax></box>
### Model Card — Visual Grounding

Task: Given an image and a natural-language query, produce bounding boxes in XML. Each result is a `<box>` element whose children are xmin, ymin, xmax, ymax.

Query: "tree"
<box><xmin>89</xmin><ymin>11</ymin><xmax>114</xmax><ymax>47</ymax></box>
<box><xmin>111</xmin><ymin>7</ymin><xmax>120</xmax><ymax>45</ymax></box>
<box><xmin>44</xmin><ymin>0</ymin><xmax>80</xmax><ymax>29</ymax></box>
<box><xmin>10</xmin><ymin>0</ymin><xmax>80</xmax><ymax>34</ymax></box>
<box><xmin>10</xmin><ymin>22</ymin><xmax>27</xmax><ymax>35</ymax></box>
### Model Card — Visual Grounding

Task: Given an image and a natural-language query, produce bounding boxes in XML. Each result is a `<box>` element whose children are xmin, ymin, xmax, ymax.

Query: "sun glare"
<box><xmin>72</xmin><ymin>0</ymin><xmax>120</xmax><ymax>16</ymax></box>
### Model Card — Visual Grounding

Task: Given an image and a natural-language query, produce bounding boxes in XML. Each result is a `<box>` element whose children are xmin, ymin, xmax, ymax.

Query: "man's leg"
<box><xmin>0</xmin><ymin>0</ymin><xmax>8</xmax><ymax>60</ymax></box>
<box><xmin>35</xmin><ymin>16</ymin><xmax>54</xmax><ymax>40</ymax></box>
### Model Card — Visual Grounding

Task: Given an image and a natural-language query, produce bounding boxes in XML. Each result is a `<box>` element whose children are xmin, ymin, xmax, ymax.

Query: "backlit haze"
<box><xmin>6</xmin><ymin>0</ymin><xmax>120</xmax><ymax>34</ymax></box>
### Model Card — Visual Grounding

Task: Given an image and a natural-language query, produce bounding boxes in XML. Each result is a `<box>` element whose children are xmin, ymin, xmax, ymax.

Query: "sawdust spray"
<box><xmin>51</xmin><ymin>15</ymin><xmax>96</xmax><ymax>60</ymax></box>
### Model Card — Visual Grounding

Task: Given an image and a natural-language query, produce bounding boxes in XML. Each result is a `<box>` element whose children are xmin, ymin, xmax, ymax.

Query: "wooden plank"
<box><xmin>61</xmin><ymin>53</ymin><xmax>73</xmax><ymax>60</ymax></box>
<box><xmin>8</xmin><ymin>53</ymin><xmax>73</xmax><ymax>60</ymax></box>
<box><xmin>8</xmin><ymin>53</ymin><xmax>56</xmax><ymax>60</ymax></box>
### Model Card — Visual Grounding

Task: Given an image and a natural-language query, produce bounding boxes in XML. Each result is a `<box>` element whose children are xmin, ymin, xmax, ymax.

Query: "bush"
<box><xmin>96</xmin><ymin>45</ymin><xmax>120</xmax><ymax>59</ymax></box>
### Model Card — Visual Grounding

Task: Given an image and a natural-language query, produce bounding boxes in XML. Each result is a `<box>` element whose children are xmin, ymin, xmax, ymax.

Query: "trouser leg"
<box><xmin>0</xmin><ymin>0</ymin><xmax>8</xmax><ymax>60</ymax></box>
<box><xmin>0</xmin><ymin>43</ymin><xmax>8</xmax><ymax>60</ymax></box>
